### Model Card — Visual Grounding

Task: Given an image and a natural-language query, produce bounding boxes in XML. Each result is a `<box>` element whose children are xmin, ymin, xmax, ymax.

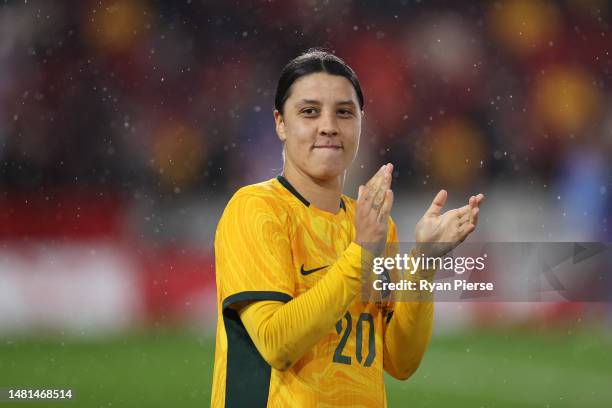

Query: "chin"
<box><xmin>309</xmin><ymin>163</ymin><xmax>346</xmax><ymax>181</ymax></box>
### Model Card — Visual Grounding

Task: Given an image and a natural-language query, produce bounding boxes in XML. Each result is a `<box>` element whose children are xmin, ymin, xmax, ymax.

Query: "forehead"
<box><xmin>287</xmin><ymin>72</ymin><xmax>358</xmax><ymax>104</ymax></box>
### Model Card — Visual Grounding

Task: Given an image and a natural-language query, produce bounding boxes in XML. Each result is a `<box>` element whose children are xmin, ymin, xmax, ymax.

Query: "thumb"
<box><xmin>426</xmin><ymin>189</ymin><xmax>447</xmax><ymax>216</ymax></box>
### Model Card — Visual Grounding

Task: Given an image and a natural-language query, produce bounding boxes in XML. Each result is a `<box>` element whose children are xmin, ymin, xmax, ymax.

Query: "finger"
<box><xmin>456</xmin><ymin>204</ymin><xmax>470</xmax><ymax>218</ymax></box>
<box><xmin>360</xmin><ymin>185</ymin><xmax>374</xmax><ymax>214</ymax></box>
<box><xmin>471</xmin><ymin>207</ymin><xmax>480</xmax><ymax>227</ymax></box>
<box><xmin>385</xmin><ymin>163</ymin><xmax>394</xmax><ymax>176</ymax></box>
<box><xmin>426</xmin><ymin>190</ymin><xmax>447</xmax><ymax>216</ymax></box>
<box><xmin>458</xmin><ymin>223</ymin><xmax>475</xmax><ymax>242</ymax></box>
<box><xmin>466</xmin><ymin>194</ymin><xmax>484</xmax><ymax>222</ymax></box>
<box><xmin>458</xmin><ymin>209</ymin><xmax>471</xmax><ymax>225</ymax></box>
<box><xmin>469</xmin><ymin>195</ymin><xmax>476</xmax><ymax>208</ymax></box>
<box><xmin>366</xmin><ymin>168</ymin><xmax>386</xmax><ymax>213</ymax></box>
<box><xmin>365</xmin><ymin>164</ymin><xmax>386</xmax><ymax>189</ymax></box>
<box><xmin>368</xmin><ymin>163</ymin><xmax>393</xmax><ymax>190</ymax></box>
<box><xmin>377</xmin><ymin>189</ymin><xmax>394</xmax><ymax>224</ymax></box>
<box><xmin>357</xmin><ymin>185</ymin><xmax>365</xmax><ymax>203</ymax></box>
<box><xmin>384</xmin><ymin>163</ymin><xmax>394</xmax><ymax>190</ymax></box>
<box><xmin>372</xmin><ymin>169</ymin><xmax>392</xmax><ymax>214</ymax></box>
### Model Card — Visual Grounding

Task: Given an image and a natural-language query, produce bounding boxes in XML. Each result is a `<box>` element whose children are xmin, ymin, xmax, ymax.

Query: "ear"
<box><xmin>274</xmin><ymin>110</ymin><xmax>286</xmax><ymax>142</ymax></box>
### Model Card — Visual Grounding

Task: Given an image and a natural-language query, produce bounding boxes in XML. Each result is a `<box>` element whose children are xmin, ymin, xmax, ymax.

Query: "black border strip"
<box><xmin>276</xmin><ymin>175</ymin><xmax>310</xmax><ymax>207</ymax></box>
<box><xmin>222</xmin><ymin>291</ymin><xmax>293</xmax><ymax>407</ymax></box>
<box><xmin>222</xmin><ymin>290</ymin><xmax>293</xmax><ymax>311</ymax></box>
<box><xmin>276</xmin><ymin>175</ymin><xmax>346</xmax><ymax>212</ymax></box>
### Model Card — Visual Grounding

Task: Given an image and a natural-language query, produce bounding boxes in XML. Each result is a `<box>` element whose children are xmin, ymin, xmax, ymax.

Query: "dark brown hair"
<box><xmin>274</xmin><ymin>48</ymin><xmax>364</xmax><ymax>115</ymax></box>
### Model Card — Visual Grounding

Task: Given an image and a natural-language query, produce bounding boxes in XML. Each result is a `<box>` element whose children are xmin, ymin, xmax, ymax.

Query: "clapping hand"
<box><xmin>415</xmin><ymin>190</ymin><xmax>484</xmax><ymax>258</ymax></box>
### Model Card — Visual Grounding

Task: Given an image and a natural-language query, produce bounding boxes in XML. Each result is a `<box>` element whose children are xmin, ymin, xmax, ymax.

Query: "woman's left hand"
<box><xmin>414</xmin><ymin>190</ymin><xmax>484</xmax><ymax>258</ymax></box>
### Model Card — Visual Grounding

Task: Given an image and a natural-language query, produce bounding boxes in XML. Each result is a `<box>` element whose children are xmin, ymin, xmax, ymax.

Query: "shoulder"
<box><xmin>220</xmin><ymin>178</ymin><xmax>290</xmax><ymax>223</ymax></box>
<box><xmin>230</xmin><ymin>178</ymin><xmax>288</xmax><ymax>209</ymax></box>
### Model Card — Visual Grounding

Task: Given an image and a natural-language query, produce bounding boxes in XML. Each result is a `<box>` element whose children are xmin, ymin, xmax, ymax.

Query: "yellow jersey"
<box><xmin>211</xmin><ymin>175</ymin><xmax>400</xmax><ymax>407</ymax></box>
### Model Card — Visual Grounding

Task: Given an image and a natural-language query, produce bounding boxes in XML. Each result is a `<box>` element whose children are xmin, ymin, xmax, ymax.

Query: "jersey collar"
<box><xmin>276</xmin><ymin>175</ymin><xmax>346</xmax><ymax>212</ymax></box>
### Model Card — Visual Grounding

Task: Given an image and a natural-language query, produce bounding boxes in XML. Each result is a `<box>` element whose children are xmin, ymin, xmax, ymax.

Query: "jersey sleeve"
<box><xmin>378</xmin><ymin>217</ymin><xmax>399</xmax><ymax>319</ymax></box>
<box><xmin>215</xmin><ymin>190</ymin><xmax>295</xmax><ymax>311</ymax></box>
<box><xmin>386</xmin><ymin>216</ymin><xmax>399</xmax><ymax>257</ymax></box>
<box><xmin>381</xmin><ymin>216</ymin><xmax>435</xmax><ymax>380</ymax></box>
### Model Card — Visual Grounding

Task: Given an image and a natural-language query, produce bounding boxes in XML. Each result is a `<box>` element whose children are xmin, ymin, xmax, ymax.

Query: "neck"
<box><xmin>282</xmin><ymin>161</ymin><xmax>344</xmax><ymax>214</ymax></box>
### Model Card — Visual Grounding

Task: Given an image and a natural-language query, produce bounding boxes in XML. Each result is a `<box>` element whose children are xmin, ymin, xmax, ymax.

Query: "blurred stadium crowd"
<box><xmin>0</xmin><ymin>0</ymin><xmax>610</xmax><ymax>333</ymax></box>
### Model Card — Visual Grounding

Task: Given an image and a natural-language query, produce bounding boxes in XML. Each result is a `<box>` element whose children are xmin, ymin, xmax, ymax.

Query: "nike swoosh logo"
<box><xmin>300</xmin><ymin>264</ymin><xmax>329</xmax><ymax>276</ymax></box>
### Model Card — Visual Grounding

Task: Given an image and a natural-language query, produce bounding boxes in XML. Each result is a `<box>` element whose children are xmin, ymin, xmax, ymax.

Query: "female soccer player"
<box><xmin>211</xmin><ymin>49</ymin><xmax>484</xmax><ymax>407</ymax></box>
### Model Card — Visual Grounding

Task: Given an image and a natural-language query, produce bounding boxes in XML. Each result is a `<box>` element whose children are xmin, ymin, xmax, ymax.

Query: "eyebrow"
<box><xmin>337</xmin><ymin>100</ymin><xmax>357</xmax><ymax>107</ymax></box>
<box><xmin>294</xmin><ymin>99</ymin><xmax>357</xmax><ymax>107</ymax></box>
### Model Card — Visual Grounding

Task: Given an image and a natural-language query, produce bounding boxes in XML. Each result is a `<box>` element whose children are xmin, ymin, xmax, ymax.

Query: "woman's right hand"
<box><xmin>355</xmin><ymin>163</ymin><xmax>394</xmax><ymax>256</ymax></box>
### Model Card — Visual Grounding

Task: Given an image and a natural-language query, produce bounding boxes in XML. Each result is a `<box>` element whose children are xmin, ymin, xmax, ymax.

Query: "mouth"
<box><xmin>313</xmin><ymin>145</ymin><xmax>343</xmax><ymax>150</ymax></box>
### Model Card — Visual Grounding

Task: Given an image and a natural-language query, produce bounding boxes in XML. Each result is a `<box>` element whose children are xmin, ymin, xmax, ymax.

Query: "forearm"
<box><xmin>383</xmin><ymin>248</ymin><xmax>436</xmax><ymax>380</ymax></box>
<box><xmin>383</xmin><ymin>299</ymin><xmax>434</xmax><ymax>380</ymax></box>
<box><xmin>239</xmin><ymin>242</ymin><xmax>368</xmax><ymax>370</ymax></box>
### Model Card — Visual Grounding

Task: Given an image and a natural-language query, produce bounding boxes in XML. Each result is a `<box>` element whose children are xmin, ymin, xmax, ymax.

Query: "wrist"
<box><xmin>410</xmin><ymin>247</ymin><xmax>437</xmax><ymax>280</ymax></box>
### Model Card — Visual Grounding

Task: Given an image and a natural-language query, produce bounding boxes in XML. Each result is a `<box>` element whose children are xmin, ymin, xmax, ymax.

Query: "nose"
<box><xmin>319</xmin><ymin>111</ymin><xmax>339</xmax><ymax>137</ymax></box>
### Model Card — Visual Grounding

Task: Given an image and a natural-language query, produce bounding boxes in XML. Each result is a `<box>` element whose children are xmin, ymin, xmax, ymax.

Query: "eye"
<box><xmin>301</xmin><ymin>107</ymin><xmax>319</xmax><ymax>117</ymax></box>
<box><xmin>337</xmin><ymin>109</ymin><xmax>354</xmax><ymax>117</ymax></box>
